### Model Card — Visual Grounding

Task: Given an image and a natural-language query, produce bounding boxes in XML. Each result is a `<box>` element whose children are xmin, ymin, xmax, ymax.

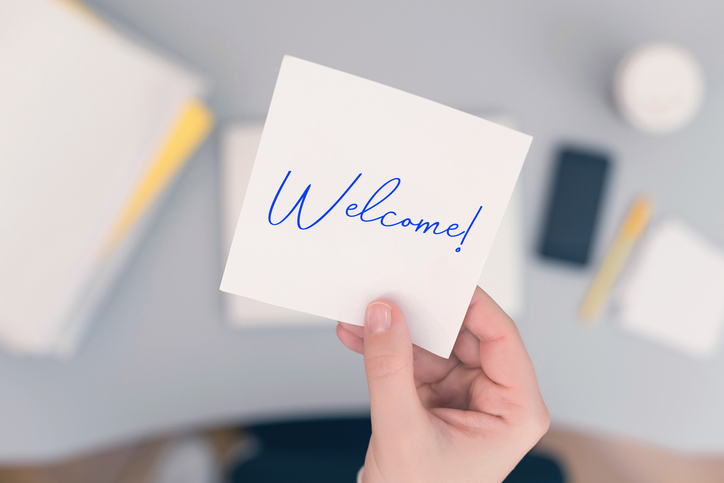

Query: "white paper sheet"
<box><xmin>617</xmin><ymin>219</ymin><xmax>724</xmax><ymax>358</ymax></box>
<box><xmin>220</xmin><ymin>56</ymin><xmax>531</xmax><ymax>357</ymax></box>
<box><xmin>220</xmin><ymin>121</ymin><xmax>526</xmax><ymax>329</ymax></box>
<box><xmin>220</xmin><ymin>123</ymin><xmax>325</xmax><ymax>326</ymax></box>
<box><xmin>0</xmin><ymin>0</ymin><xmax>203</xmax><ymax>354</ymax></box>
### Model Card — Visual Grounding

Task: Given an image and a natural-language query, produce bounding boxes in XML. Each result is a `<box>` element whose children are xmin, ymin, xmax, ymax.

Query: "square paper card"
<box><xmin>221</xmin><ymin>56</ymin><xmax>532</xmax><ymax>357</ymax></box>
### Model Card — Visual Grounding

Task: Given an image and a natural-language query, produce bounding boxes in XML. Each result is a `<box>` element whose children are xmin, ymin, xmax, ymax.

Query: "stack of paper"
<box><xmin>617</xmin><ymin>219</ymin><xmax>724</xmax><ymax>358</ymax></box>
<box><xmin>0</xmin><ymin>0</ymin><xmax>213</xmax><ymax>357</ymax></box>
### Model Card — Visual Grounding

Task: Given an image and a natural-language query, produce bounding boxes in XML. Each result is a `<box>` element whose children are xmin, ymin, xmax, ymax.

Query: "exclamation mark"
<box><xmin>456</xmin><ymin>206</ymin><xmax>482</xmax><ymax>252</ymax></box>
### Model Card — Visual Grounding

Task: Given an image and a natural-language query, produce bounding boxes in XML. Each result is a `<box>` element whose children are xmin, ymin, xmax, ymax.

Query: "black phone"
<box><xmin>539</xmin><ymin>148</ymin><xmax>610</xmax><ymax>266</ymax></box>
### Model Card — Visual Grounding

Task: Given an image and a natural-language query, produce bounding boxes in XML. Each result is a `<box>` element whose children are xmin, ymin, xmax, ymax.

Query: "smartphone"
<box><xmin>539</xmin><ymin>148</ymin><xmax>610</xmax><ymax>265</ymax></box>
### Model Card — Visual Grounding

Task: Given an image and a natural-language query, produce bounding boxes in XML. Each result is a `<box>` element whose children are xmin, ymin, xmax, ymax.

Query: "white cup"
<box><xmin>614</xmin><ymin>42</ymin><xmax>705</xmax><ymax>133</ymax></box>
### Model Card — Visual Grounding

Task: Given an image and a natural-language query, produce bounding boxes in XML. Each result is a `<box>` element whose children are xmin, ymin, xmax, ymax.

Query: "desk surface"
<box><xmin>2</xmin><ymin>0</ymin><xmax>724</xmax><ymax>461</ymax></box>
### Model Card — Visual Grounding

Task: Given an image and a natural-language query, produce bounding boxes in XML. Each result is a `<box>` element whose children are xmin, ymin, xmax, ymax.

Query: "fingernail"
<box><xmin>366</xmin><ymin>302</ymin><xmax>392</xmax><ymax>333</ymax></box>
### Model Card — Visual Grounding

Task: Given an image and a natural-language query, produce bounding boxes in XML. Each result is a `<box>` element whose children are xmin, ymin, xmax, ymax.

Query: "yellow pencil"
<box><xmin>579</xmin><ymin>195</ymin><xmax>654</xmax><ymax>323</ymax></box>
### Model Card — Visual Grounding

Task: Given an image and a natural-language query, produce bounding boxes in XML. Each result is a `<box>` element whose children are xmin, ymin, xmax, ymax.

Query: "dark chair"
<box><xmin>229</xmin><ymin>417</ymin><xmax>565</xmax><ymax>482</ymax></box>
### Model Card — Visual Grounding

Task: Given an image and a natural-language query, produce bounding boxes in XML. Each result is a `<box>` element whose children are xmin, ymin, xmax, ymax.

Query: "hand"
<box><xmin>337</xmin><ymin>286</ymin><xmax>549</xmax><ymax>483</ymax></box>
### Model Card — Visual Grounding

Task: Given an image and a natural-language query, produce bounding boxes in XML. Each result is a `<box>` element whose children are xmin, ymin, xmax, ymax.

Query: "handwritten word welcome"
<box><xmin>268</xmin><ymin>171</ymin><xmax>482</xmax><ymax>252</ymax></box>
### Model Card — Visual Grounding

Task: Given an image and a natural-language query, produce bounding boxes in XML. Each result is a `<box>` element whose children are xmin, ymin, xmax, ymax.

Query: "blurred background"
<box><xmin>1</xmin><ymin>0</ymin><xmax>724</xmax><ymax>481</ymax></box>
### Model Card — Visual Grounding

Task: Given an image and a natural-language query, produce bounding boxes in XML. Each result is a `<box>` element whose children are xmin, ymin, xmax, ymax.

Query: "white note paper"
<box><xmin>220</xmin><ymin>56</ymin><xmax>531</xmax><ymax>357</ymax></box>
<box><xmin>220</xmin><ymin>121</ymin><xmax>527</xmax><ymax>328</ymax></box>
<box><xmin>617</xmin><ymin>219</ymin><xmax>724</xmax><ymax>358</ymax></box>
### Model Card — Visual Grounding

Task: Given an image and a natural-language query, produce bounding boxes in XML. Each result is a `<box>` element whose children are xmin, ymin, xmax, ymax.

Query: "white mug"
<box><xmin>614</xmin><ymin>41</ymin><xmax>705</xmax><ymax>134</ymax></box>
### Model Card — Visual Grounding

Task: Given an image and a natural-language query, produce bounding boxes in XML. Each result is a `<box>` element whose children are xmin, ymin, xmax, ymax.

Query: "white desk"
<box><xmin>1</xmin><ymin>0</ymin><xmax>723</xmax><ymax>461</ymax></box>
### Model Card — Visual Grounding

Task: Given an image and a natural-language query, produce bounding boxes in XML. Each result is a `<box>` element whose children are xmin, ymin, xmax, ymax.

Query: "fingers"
<box><xmin>336</xmin><ymin>323</ymin><xmax>364</xmax><ymax>354</ymax></box>
<box><xmin>363</xmin><ymin>300</ymin><xmax>427</xmax><ymax>440</ymax></box>
<box><xmin>339</xmin><ymin>321</ymin><xmax>460</xmax><ymax>385</ymax></box>
<box><xmin>338</xmin><ymin>321</ymin><xmax>364</xmax><ymax>339</ymax></box>
<box><xmin>411</xmin><ymin>344</ymin><xmax>459</xmax><ymax>385</ymax></box>
<box><xmin>463</xmin><ymin>287</ymin><xmax>538</xmax><ymax>391</ymax></box>
<box><xmin>451</xmin><ymin>327</ymin><xmax>481</xmax><ymax>368</ymax></box>
<box><xmin>417</xmin><ymin>363</ymin><xmax>479</xmax><ymax>410</ymax></box>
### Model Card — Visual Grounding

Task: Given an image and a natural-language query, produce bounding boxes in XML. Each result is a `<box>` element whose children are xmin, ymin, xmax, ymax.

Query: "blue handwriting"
<box><xmin>268</xmin><ymin>170</ymin><xmax>482</xmax><ymax>252</ymax></box>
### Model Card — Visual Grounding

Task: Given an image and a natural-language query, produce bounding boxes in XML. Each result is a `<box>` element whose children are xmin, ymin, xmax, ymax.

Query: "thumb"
<box><xmin>363</xmin><ymin>300</ymin><xmax>426</xmax><ymax>440</ymax></box>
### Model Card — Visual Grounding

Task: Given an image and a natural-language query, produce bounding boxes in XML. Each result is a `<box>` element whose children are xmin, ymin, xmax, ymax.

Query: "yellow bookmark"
<box><xmin>102</xmin><ymin>100</ymin><xmax>213</xmax><ymax>255</ymax></box>
<box><xmin>579</xmin><ymin>195</ymin><xmax>654</xmax><ymax>323</ymax></box>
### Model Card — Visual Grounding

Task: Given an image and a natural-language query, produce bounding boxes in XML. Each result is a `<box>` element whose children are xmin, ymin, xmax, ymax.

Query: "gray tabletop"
<box><xmin>2</xmin><ymin>0</ymin><xmax>724</xmax><ymax>461</ymax></box>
